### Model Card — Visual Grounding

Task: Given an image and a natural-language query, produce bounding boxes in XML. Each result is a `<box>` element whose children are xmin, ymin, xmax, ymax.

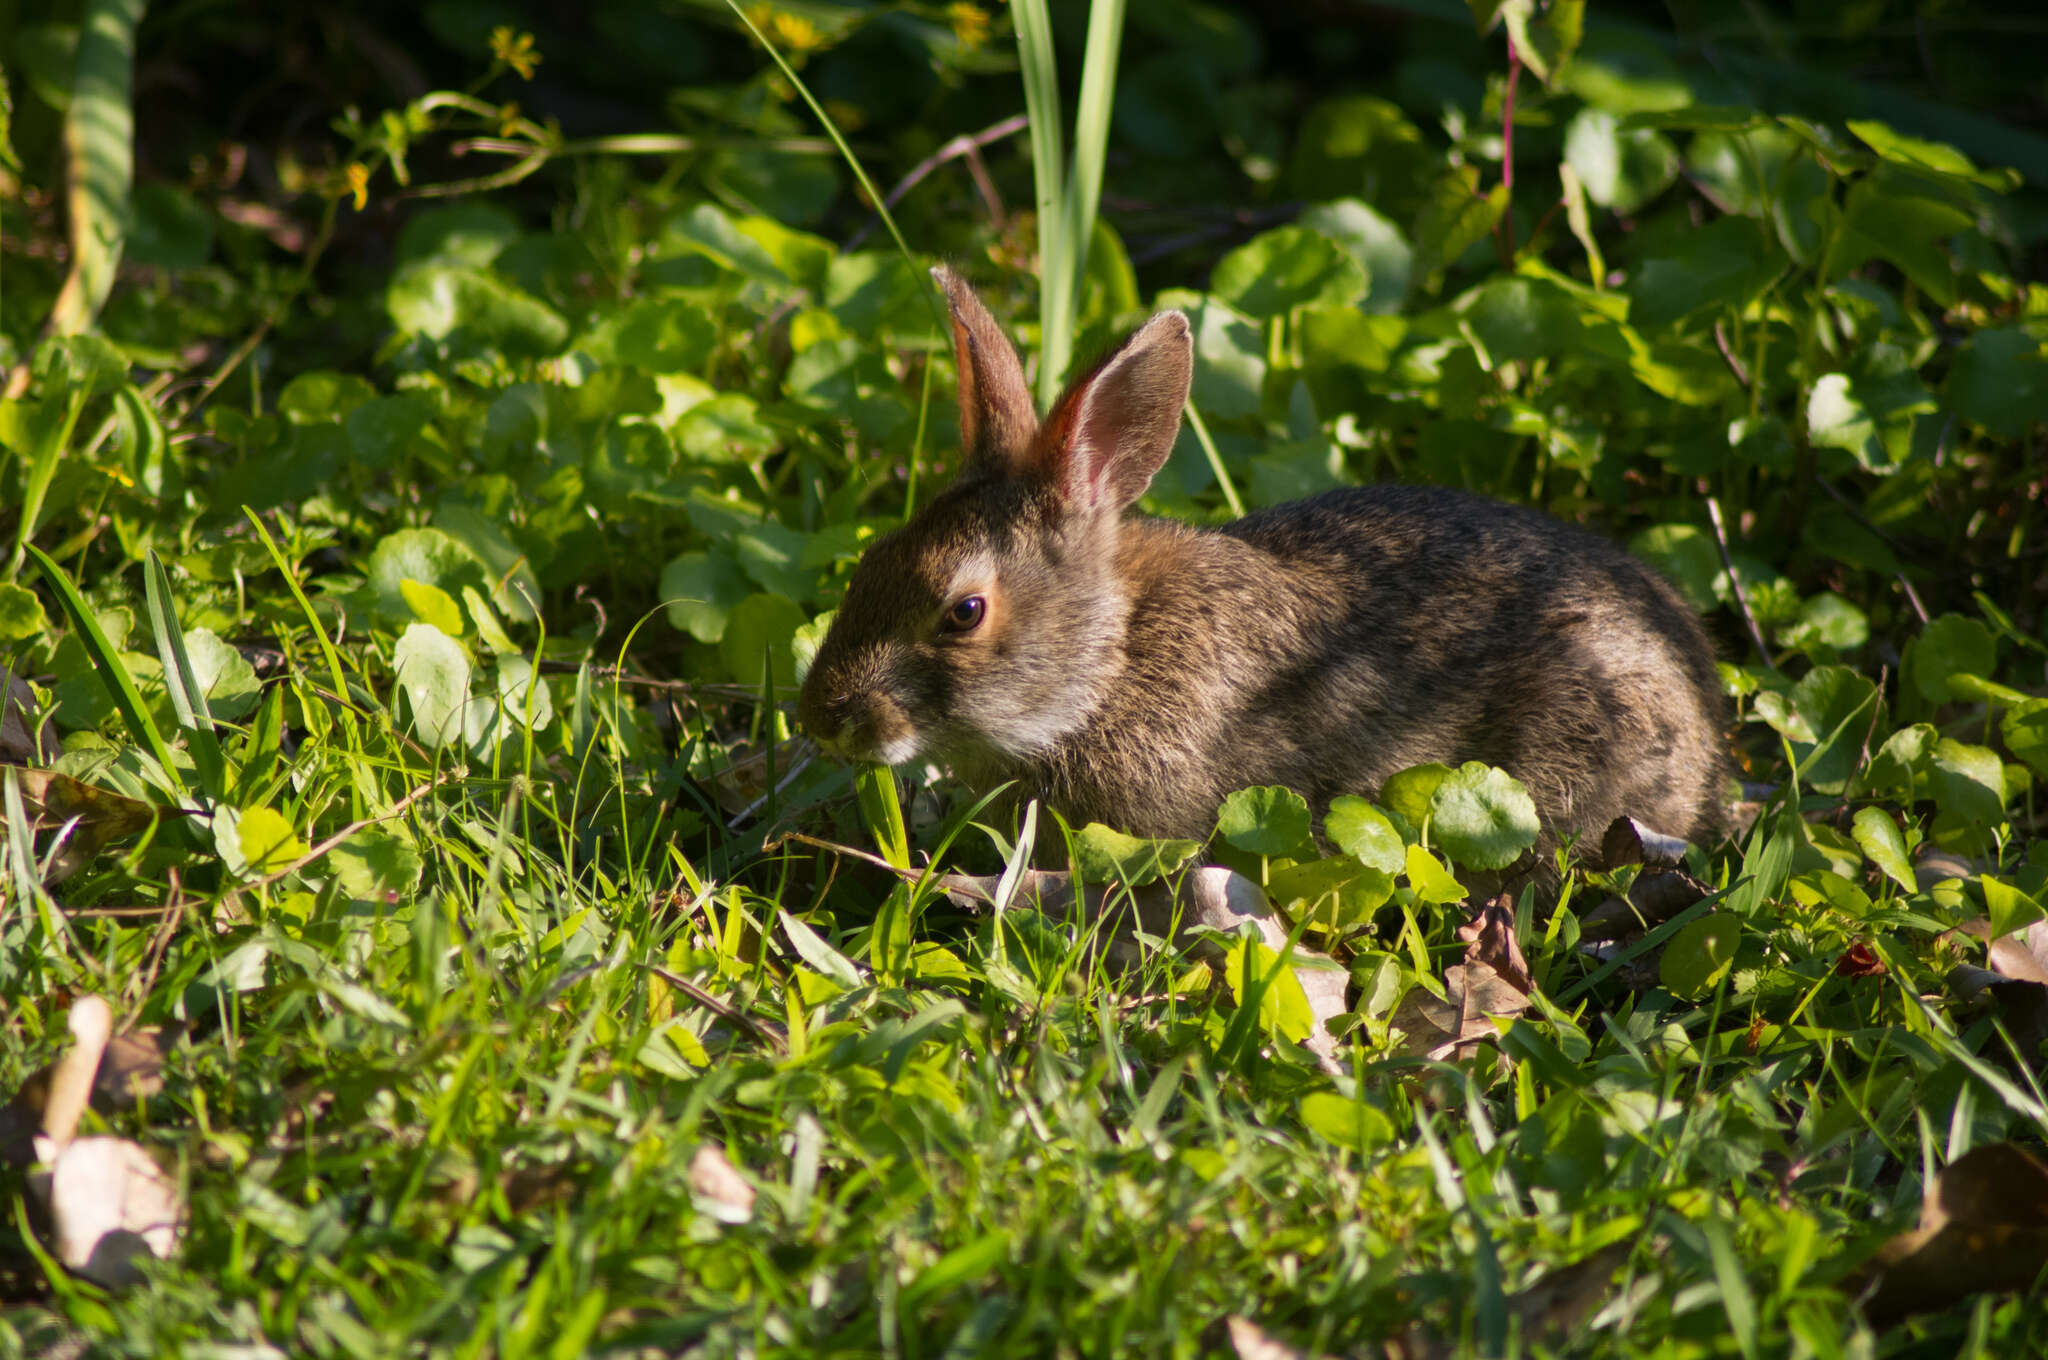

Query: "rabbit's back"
<box><xmin>1049</xmin><ymin>484</ymin><xmax>1725</xmax><ymax>846</ymax></box>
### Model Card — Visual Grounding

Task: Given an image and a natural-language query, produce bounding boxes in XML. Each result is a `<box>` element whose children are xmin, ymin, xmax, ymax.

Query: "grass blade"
<box><xmin>1061</xmin><ymin>0</ymin><xmax>1127</xmax><ymax>345</ymax></box>
<box><xmin>27</xmin><ymin>543</ymin><xmax>183</xmax><ymax>794</ymax></box>
<box><xmin>1010</xmin><ymin>0</ymin><xmax>1068</xmax><ymax>408</ymax></box>
<box><xmin>47</xmin><ymin>0</ymin><xmax>146</xmax><ymax>336</ymax></box>
<box><xmin>143</xmin><ymin>549</ymin><xmax>226</xmax><ymax>801</ymax></box>
<box><xmin>244</xmin><ymin>510</ymin><xmax>355</xmax><ymax>714</ymax></box>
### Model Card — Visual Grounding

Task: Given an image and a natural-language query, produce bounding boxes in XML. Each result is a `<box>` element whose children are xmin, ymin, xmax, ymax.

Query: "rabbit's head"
<box><xmin>798</xmin><ymin>267</ymin><xmax>1192</xmax><ymax>773</ymax></box>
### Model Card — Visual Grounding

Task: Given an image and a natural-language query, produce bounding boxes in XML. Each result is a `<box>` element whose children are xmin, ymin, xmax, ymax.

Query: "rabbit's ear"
<box><xmin>1040</xmin><ymin>311</ymin><xmax>1193</xmax><ymax>512</ymax></box>
<box><xmin>933</xmin><ymin>266</ymin><xmax>1038</xmax><ymax>474</ymax></box>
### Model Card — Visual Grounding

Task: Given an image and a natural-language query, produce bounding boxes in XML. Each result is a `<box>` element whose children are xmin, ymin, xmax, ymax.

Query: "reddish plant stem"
<box><xmin>1497</xmin><ymin>36</ymin><xmax>1521</xmax><ymax>264</ymax></box>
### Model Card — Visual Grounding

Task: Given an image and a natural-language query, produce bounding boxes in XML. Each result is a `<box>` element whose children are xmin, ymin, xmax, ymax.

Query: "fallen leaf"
<box><xmin>22</xmin><ymin>997</ymin><xmax>184</xmax><ymax>1288</ymax></box>
<box><xmin>1835</xmin><ymin>942</ymin><xmax>1886</xmax><ymax>978</ymax></box>
<box><xmin>9</xmin><ymin>768</ymin><xmax>167</xmax><ymax>883</ymax></box>
<box><xmin>1390</xmin><ymin>898</ymin><xmax>1534</xmax><ymax>1060</ymax></box>
<box><xmin>689</xmin><ymin>1143</ymin><xmax>755</xmax><ymax>1223</ymax></box>
<box><xmin>1</xmin><ymin>666</ymin><xmax>56</xmax><ymax>764</ymax></box>
<box><xmin>1225</xmin><ymin>1316</ymin><xmax>1325</xmax><ymax>1360</ymax></box>
<box><xmin>1946</xmin><ymin>918</ymin><xmax>2048</xmax><ymax>1067</ymax></box>
<box><xmin>32</xmin><ymin>1134</ymin><xmax>185</xmax><ymax>1288</ymax></box>
<box><xmin>1851</xmin><ymin>1141</ymin><xmax>2048</xmax><ymax>1322</ymax></box>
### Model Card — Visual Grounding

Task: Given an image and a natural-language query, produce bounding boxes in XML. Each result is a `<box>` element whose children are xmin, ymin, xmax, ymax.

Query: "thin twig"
<box><xmin>727</xmin><ymin>744</ymin><xmax>818</xmax><ymax>831</ymax></box>
<box><xmin>843</xmin><ymin>113</ymin><xmax>1027</xmax><ymax>251</ymax></box>
<box><xmin>1705</xmin><ymin>496</ymin><xmax>1777</xmax><ymax>672</ymax></box>
<box><xmin>765</xmin><ymin>830</ymin><xmax>920</xmax><ymax>881</ymax></box>
<box><xmin>245</xmin><ymin>772</ymin><xmax>459</xmax><ymax>892</ymax></box>
<box><xmin>1712</xmin><ymin>322</ymin><xmax>1751</xmax><ymax>389</ymax></box>
<box><xmin>134</xmin><ymin>865</ymin><xmax>189</xmax><ymax>1001</ymax></box>
<box><xmin>1494</xmin><ymin>37</ymin><xmax>1521</xmax><ymax>268</ymax></box>
<box><xmin>644</xmin><ymin>964</ymin><xmax>787</xmax><ymax>1055</ymax></box>
<box><xmin>1810</xmin><ymin>476</ymin><xmax>1932</xmax><ymax>625</ymax></box>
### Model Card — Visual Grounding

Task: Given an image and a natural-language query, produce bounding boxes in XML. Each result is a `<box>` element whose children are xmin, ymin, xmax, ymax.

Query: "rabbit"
<box><xmin>797</xmin><ymin>266</ymin><xmax>1727</xmax><ymax>855</ymax></box>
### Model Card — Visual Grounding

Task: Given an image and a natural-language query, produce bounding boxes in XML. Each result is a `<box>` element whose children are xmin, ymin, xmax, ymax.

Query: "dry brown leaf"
<box><xmin>1225</xmin><ymin>1315</ymin><xmax>1326</xmax><ymax>1360</ymax></box>
<box><xmin>1386</xmin><ymin>896</ymin><xmax>1536</xmax><ymax>1060</ymax></box>
<box><xmin>1852</xmin><ymin>1141</ymin><xmax>2048</xmax><ymax>1322</ymax></box>
<box><xmin>21</xmin><ymin>997</ymin><xmax>184</xmax><ymax>1288</ymax></box>
<box><xmin>1</xmin><ymin>666</ymin><xmax>56</xmax><ymax>765</ymax></box>
<box><xmin>689</xmin><ymin>1143</ymin><xmax>755</xmax><ymax>1223</ymax></box>
<box><xmin>32</xmin><ymin>1135</ymin><xmax>185</xmax><ymax>1288</ymax></box>
<box><xmin>2</xmin><ymin>1027</ymin><xmax>173</xmax><ymax>1168</ymax></box>
<box><xmin>1946</xmin><ymin>919</ymin><xmax>2048</xmax><ymax>1066</ymax></box>
<box><xmin>9</xmin><ymin>768</ymin><xmax>169</xmax><ymax>883</ymax></box>
<box><xmin>1391</xmin><ymin>1242</ymin><xmax>1633</xmax><ymax>1360</ymax></box>
<box><xmin>1915</xmin><ymin>847</ymin><xmax>1982</xmax><ymax>893</ymax></box>
<box><xmin>704</xmin><ymin>738</ymin><xmax>809</xmax><ymax>817</ymax></box>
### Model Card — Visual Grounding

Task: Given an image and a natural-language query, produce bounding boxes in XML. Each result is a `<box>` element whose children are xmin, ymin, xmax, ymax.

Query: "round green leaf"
<box><xmin>1299</xmin><ymin>1091</ymin><xmax>1395</xmax><ymax>1150</ymax></box>
<box><xmin>1850</xmin><ymin>807</ymin><xmax>1914</xmax><ymax>895</ymax></box>
<box><xmin>1405</xmin><ymin>844</ymin><xmax>1466</xmax><ymax>904</ymax></box>
<box><xmin>1215</xmin><ymin>785</ymin><xmax>1313</xmax><ymax>858</ymax></box>
<box><xmin>1325</xmin><ymin>795</ymin><xmax>1405</xmax><ymax>873</ymax></box>
<box><xmin>1563</xmin><ymin>108</ymin><xmax>1680</xmax><ymax>214</ymax></box>
<box><xmin>393</xmin><ymin>622</ymin><xmax>472</xmax><ymax>750</ymax></box>
<box><xmin>1072</xmin><ymin>823</ymin><xmax>1201</xmax><ymax>886</ymax></box>
<box><xmin>1456</xmin><ymin>276</ymin><xmax>1584</xmax><ymax>366</ymax></box>
<box><xmin>2002</xmin><ymin>698</ymin><xmax>2048</xmax><ymax>781</ymax></box>
<box><xmin>387</xmin><ymin>264</ymin><xmax>568</xmax><ymax>355</ymax></box>
<box><xmin>1298</xmin><ymin>199</ymin><xmax>1411</xmax><ymax>314</ymax></box>
<box><xmin>1429</xmin><ymin>763</ymin><xmax>1540</xmax><ymax>870</ymax></box>
<box><xmin>277</xmin><ymin>371</ymin><xmax>376</xmax><ymax>424</ymax></box>
<box><xmin>1210</xmin><ymin>225</ymin><xmax>1367</xmax><ymax>320</ymax></box>
<box><xmin>399</xmin><ymin>579</ymin><xmax>465</xmax><ymax>636</ymax></box>
<box><xmin>236</xmin><ymin>806</ymin><xmax>306</xmax><ymax>876</ymax></box>
<box><xmin>661</xmin><ymin>551</ymin><xmax>753</xmax><ymax>644</ymax></box>
<box><xmin>0</xmin><ymin>583</ymin><xmax>50</xmax><ymax>641</ymax></box>
<box><xmin>494</xmin><ymin>656</ymin><xmax>554</xmax><ymax>732</ymax></box>
<box><xmin>1660</xmin><ymin>914</ymin><xmax>1739</xmax><ymax>998</ymax></box>
<box><xmin>330</xmin><ymin>831</ymin><xmax>424</xmax><ymax>901</ymax></box>
<box><xmin>721</xmin><ymin>593</ymin><xmax>807</xmax><ymax>692</ymax></box>
<box><xmin>1379</xmin><ymin>763</ymin><xmax>1452</xmax><ymax>836</ymax></box>
<box><xmin>614</xmin><ymin>297</ymin><xmax>717</xmax><ymax>374</ymax></box>
<box><xmin>366</xmin><ymin>528</ymin><xmax>481</xmax><ymax>625</ymax></box>
<box><xmin>675</xmin><ymin>392</ymin><xmax>778</xmax><ymax>463</ymax></box>
<box><xmin>1908</xmin><ymin>614</ymin><xmax>1997</xmax><ymax>705</ymax></box>
<box><xmin>182</xmin><ymin>627</ymin><xmax>261</xmax><ymax>720</ymax></box>
<box><xmin>1929</xmin><ymin>737</ymin><xmax>2005</xmax><ymax>828</ymax></box>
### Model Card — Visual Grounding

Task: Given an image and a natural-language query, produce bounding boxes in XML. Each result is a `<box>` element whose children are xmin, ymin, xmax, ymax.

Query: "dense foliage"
<box><xmin>4</xmin><ymin>0</ymin><xmax>2048</xmax><ymax>1354</ymax></box>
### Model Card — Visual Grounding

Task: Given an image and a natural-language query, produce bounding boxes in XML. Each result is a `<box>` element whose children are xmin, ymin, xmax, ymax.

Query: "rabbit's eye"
<box><xmin>942</xmin><ymin>595</ymin><xmax>986</xmax><ymax>634</ymax></box>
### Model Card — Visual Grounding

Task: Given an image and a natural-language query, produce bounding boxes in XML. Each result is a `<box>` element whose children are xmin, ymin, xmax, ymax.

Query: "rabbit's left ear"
<box><xmin>1037</xmin><ymin>311</ymin><xmax>1193</xmax><ymax>512</ymax></box>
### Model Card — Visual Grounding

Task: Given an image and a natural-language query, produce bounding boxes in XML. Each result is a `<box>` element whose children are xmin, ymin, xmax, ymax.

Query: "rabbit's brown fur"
<box><xmin>799</xmin><ymin>268</ymin><xmax>1726</xmax><ymax>850</ymax></box>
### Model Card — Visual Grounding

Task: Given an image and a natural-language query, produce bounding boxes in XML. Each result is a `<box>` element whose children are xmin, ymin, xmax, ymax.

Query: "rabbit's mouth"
<box><xmin>800</xmin><ymin>689</ymin><xmax>924</xmax><ymax>768</ymax></box>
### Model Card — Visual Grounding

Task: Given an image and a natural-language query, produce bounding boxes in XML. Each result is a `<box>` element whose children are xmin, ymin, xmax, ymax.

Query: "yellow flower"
<box><xmin>747</xmin><ymin>5</ymin><xmax>824</xmax><ymax>54</ymax></box>
<box><xmin>947</xmin><ymin>2</ymin><xmax>990</xmax><ymax>51</ymax></box>
<box><xmin>490</xmin><ymin>26</ymin><xmax>542</xmax><ymax>80</ymax></box>
<box><xmin>497</xmin><ymin>102</ymin><xmax>523</xmax><ymax>137</ymax></box>
<box><xmin>344</xmin><ymin>162</ymin><xmax>370</xmax><ymax>211</ymax></box>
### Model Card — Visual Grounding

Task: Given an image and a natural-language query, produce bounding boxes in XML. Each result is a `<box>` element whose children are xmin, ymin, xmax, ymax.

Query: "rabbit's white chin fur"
<box><xmin>872</xmin><ymin>732</ymin><xmax>925</xmax><ymax>767</ymax></box>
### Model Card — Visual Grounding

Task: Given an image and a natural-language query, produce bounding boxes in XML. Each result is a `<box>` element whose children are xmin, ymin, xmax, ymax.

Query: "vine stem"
<box><xmin>1495</xmin><ymin>36</ymin><xmax>1521</xmax><ymax>266</ymax></box>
